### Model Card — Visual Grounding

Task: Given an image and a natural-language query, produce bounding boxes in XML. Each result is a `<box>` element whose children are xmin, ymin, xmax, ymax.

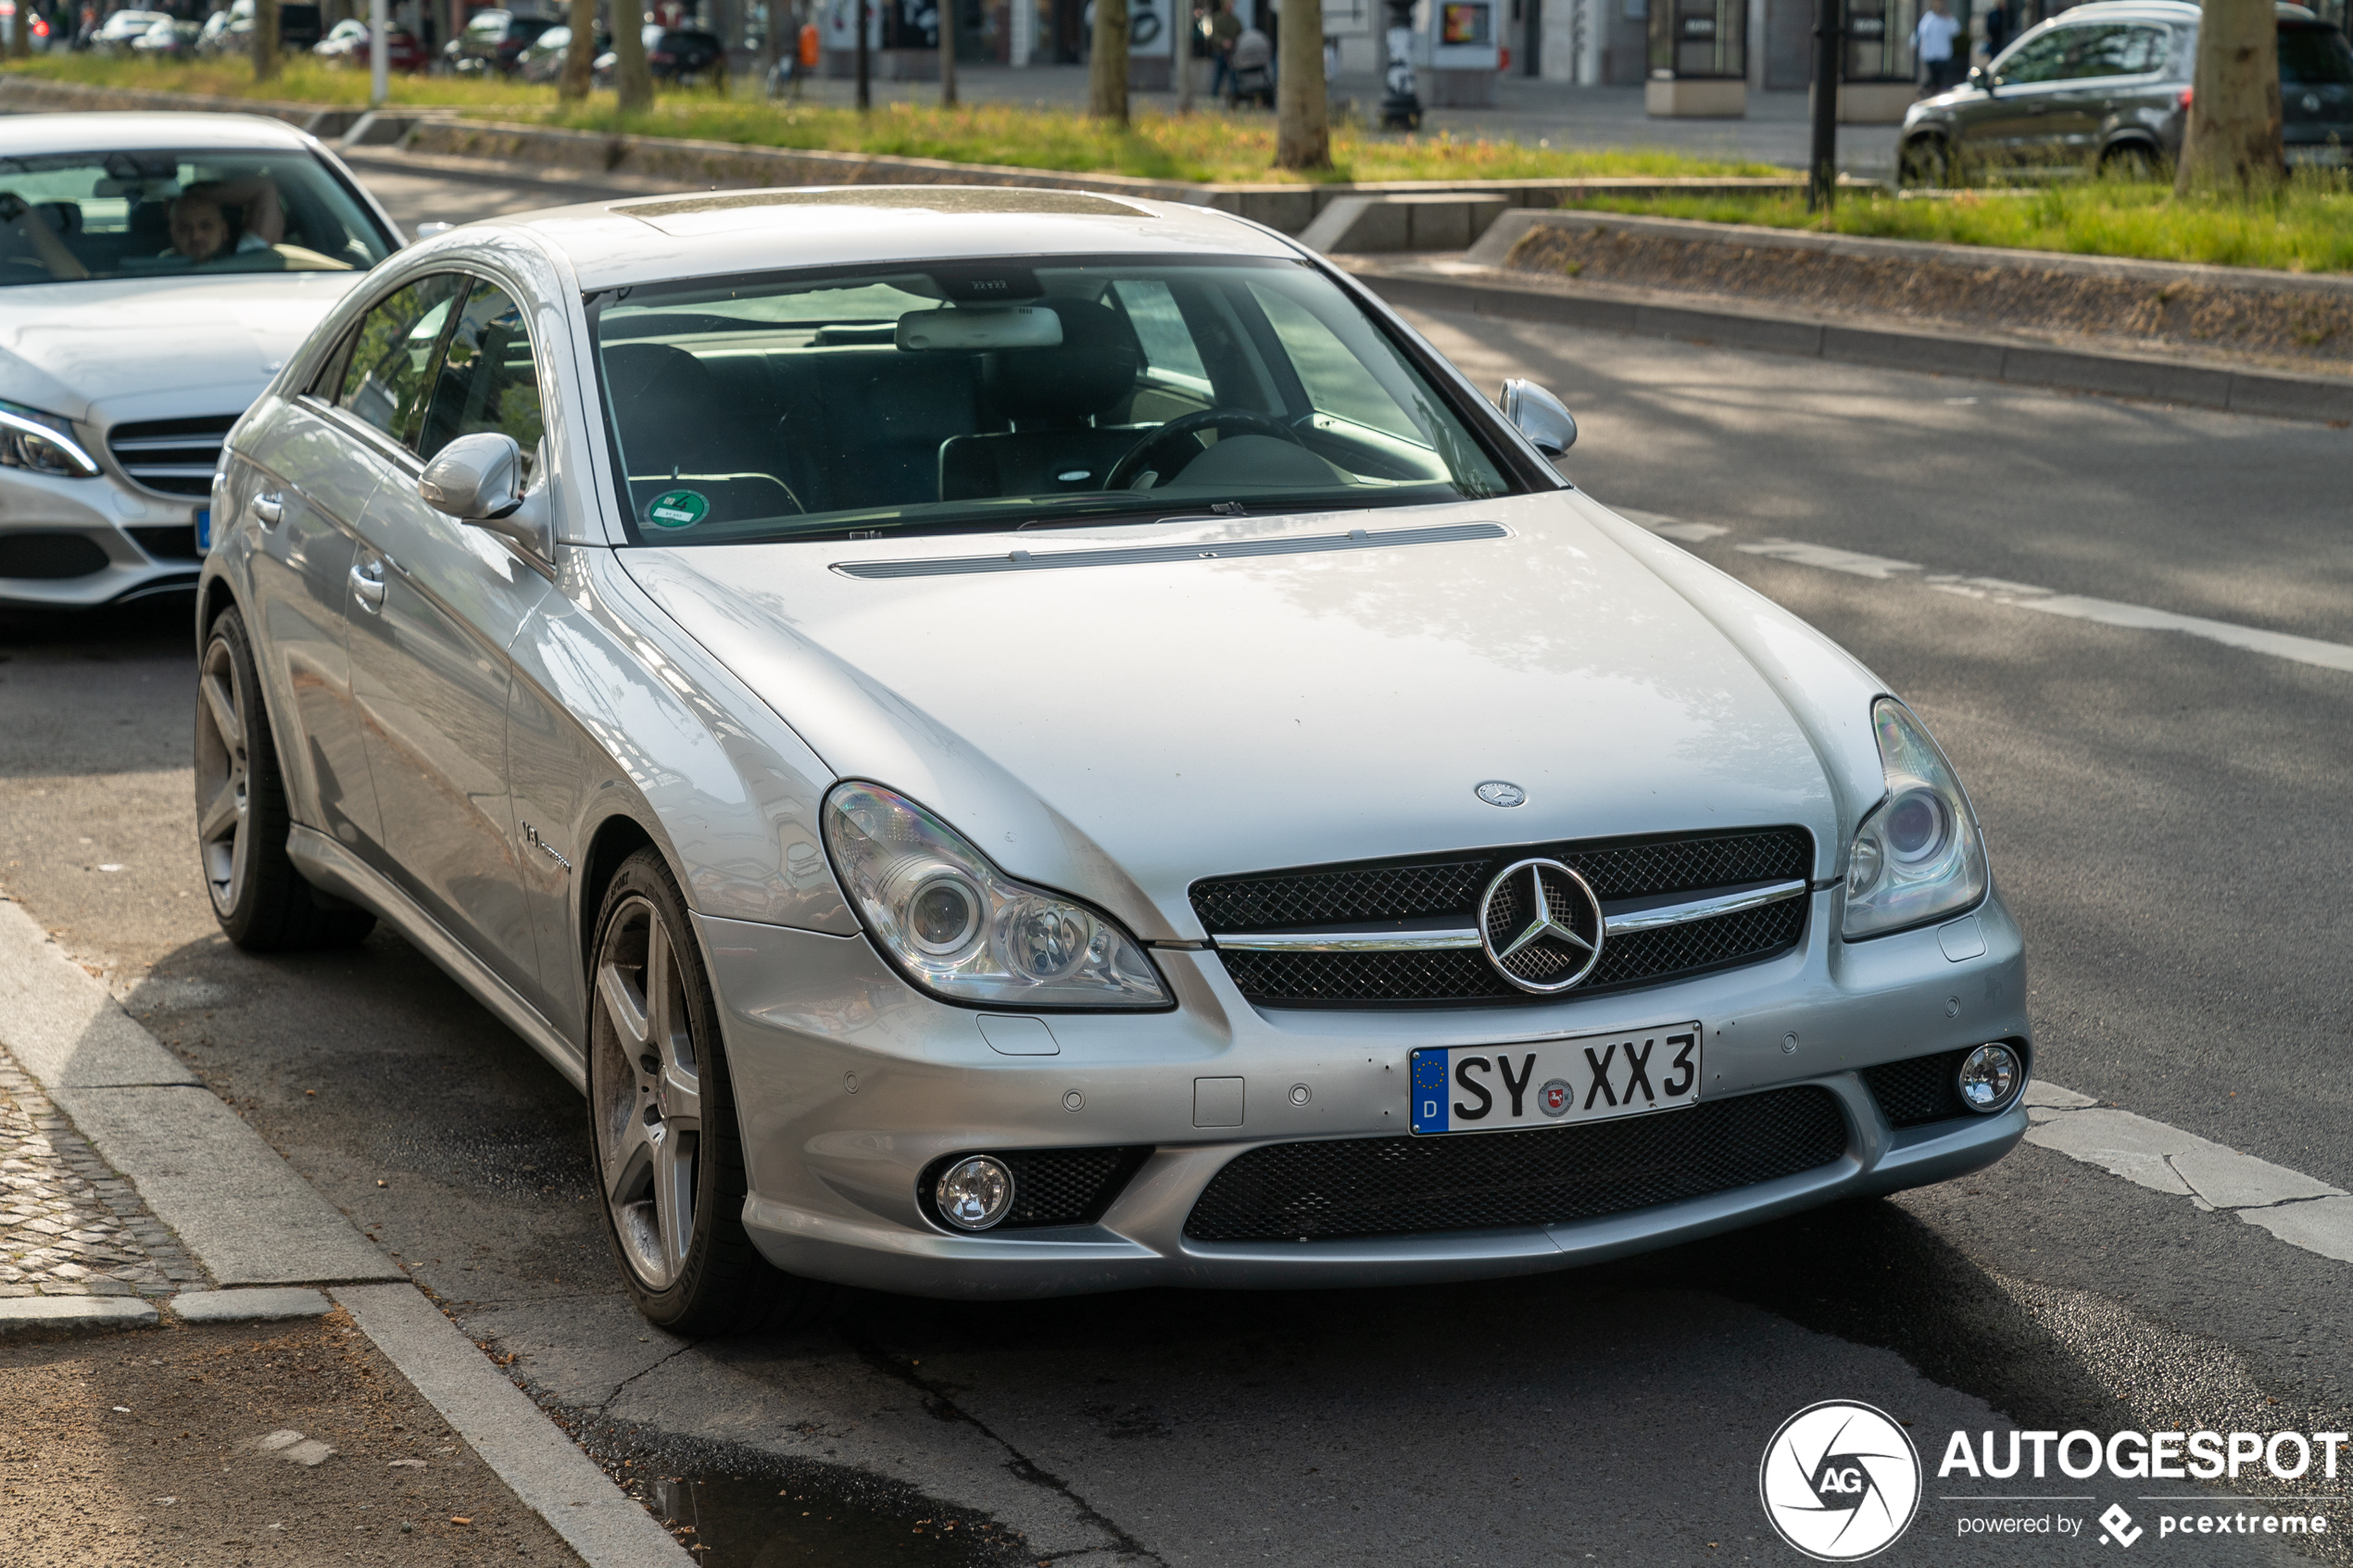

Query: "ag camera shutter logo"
<box><xmin>1759</xmin><ymin>1400</ymin><xmax>1922</xmax><ymax>1561</ymax></box>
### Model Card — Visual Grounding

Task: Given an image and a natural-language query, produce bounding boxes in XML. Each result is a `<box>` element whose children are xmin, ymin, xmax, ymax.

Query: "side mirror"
<box><xmin>1969</xmin><ymin>63</ymin><xmax>1992</xmax><ymax>93</ymax></box>
<box><xmin>419</xmin><ymin>432</ymin><xmax>551</xmax><ymax>559</ymax></box>
<box><xmin>1499</xmin><ymin>378</ymin><xmax>1577</xmax><ymax>458</ymax></box>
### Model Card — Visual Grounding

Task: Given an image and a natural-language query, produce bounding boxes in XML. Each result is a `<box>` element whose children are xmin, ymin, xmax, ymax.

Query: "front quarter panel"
<box><xmin>505</xmin><ymin>546</ymin><xmax>853</xmax><ymax>1039</ymax></box>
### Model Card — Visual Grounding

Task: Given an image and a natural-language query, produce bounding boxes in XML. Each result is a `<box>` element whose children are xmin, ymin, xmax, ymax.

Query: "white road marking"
<box><xmin>2024</xmin><ymin>1082</ymin><xmax>2353</xmax><ymax>1266</ymax></box>
<box><xmin>1610</xmin><ymin>507</ymin><xmax>1729</xmax><ymax>543</ymax></box>
<box><xmin>1623</xmin><ymin>515</ymin><xmax>2353</xmax><ymax>675</ymax></box>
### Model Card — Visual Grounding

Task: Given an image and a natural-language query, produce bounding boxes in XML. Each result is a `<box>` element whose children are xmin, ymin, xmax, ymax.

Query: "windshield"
<box><xmin>0</xmin><ymin>148</ymin><xmax>394</xmax><ymax>286</ymax></box>
<box><xmin>593</xmin><ymin>255</ymin><xmax>1516</xmax><ymax>545</ymax></box>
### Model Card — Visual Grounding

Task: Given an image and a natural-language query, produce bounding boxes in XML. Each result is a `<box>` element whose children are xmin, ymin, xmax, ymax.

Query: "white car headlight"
<box><xmin>822</xmin><ymin>782</ymin><xmax>1170</xmax><ymax>1010</ymax></box>
<box><xmin>1841</xmin><ymin>698</ymin><xmax>1988</xmax><ymax>940</ymax></box>
<box><xmin>0</xmin><ymin>401</ymin><xmax>101</xmax><ymax>480</ymax></box>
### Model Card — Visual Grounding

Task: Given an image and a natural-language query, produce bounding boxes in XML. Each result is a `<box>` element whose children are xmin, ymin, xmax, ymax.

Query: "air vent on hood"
<box><xmin>833</xmin><ymin>521</ymin><xmax>1509</xmax><ymax>580</ymax></box>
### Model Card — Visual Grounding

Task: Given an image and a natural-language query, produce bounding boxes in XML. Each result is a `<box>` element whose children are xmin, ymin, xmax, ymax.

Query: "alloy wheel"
<box><xmin>593</xmin><ymin>894</ymin><xmax>703</xmax><ymax>1292</ymax></box>
<box><xmin>194</xmin><ymin>634</ymin><xmax>251</xmax><ymax>918</ymax></box>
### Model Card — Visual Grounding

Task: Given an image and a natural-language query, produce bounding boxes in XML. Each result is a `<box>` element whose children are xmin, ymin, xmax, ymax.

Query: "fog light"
<box><xmin>935</xmin><ymin>1155</ymin><xmax>1014</xmax><ymax>1231</ymax></box>
<box><xmin>1957</xmin><ymin>1043</ymin><xmax>2021</xmax><ymax>1113</ymax></box>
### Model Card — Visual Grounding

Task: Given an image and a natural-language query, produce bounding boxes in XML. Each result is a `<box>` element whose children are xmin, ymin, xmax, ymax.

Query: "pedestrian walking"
<box><xmin>1914</xmin><ymin>0</ymin><xmax>1963</xmax><ymax>93</ymax></box>
<box><xmin>1207</xmin><ymin>0</ymin><xmax>1239</xmax><ymax>97</ymax></box>
<box><xmin>1981</xmin><ymin>0</ymin><xmax>2008</xmax><ymax>59</ymax></box>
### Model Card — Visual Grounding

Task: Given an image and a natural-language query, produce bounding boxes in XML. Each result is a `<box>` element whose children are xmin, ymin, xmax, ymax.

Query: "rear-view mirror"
<box><xmin>895</xmin><ymin>306</ymin><xmax>1063</xmax><ymax>352</ymax></box>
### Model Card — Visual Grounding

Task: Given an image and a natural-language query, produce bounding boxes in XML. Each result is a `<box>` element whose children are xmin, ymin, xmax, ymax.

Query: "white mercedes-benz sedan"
<box><xmin>193</xmin><ymin>186</ymin><xmax>2031</xmax><ymax>1333</ymax></box>
<box><xmin>0</xmin><ymin>113</ymin><xmax>399</xmax><ymax>610</ymax></box>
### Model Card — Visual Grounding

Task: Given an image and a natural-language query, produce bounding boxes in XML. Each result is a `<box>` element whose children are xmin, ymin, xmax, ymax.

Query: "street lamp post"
<box><xmin>1379</xmin><ymin>0</ymin><xmax>1420</xmax><ymax>128</ymax></box>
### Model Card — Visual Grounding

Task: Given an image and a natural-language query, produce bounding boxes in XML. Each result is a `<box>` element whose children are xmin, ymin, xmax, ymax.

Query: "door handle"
<box><xmin>349</xmin><ymin>556</ymin><xmax>386</xmax><ymax>613</ymax></box>
<box><xmin>253</xmin><ymin>492</ymin><xmax>284</xmax><ymax>527</ymax></box>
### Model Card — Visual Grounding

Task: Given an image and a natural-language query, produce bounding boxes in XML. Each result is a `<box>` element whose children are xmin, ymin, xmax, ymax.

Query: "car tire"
<box><xmin>2098</xmin><ymin>142</ymin><xmax>2162</xmax><ymax>182</ymax></box>
<box><xmin>1899</xmin><ymin>135</ymin><xmax>1951</xmax><ymax>188</ymax></box>
<box><xmin>195</xmin><ymin>606</ymin><xmax>378</xmax><ymax>952</ymax></box>
<box><xmin>587</xmin><ymin>847</ymin><xmax>844</xmax><ymax>1336</ymax></box>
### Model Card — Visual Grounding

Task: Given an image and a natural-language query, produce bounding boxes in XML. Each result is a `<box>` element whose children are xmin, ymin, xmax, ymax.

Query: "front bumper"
<box><xmin>0</xmin><ymin>466</ymin><xmax>204</xmax><ymax>611</ymax></box>
<box><xmin>705</xmin><ymin>886</ymin><xmax>2030</xmax><ymax>1299</ymax></box>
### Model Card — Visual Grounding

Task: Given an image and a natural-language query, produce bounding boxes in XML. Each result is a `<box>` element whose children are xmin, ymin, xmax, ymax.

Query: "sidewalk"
<box><xmin>763</xmin><ymin>62</ymin><xmax>1907</xmax><ymax>175</ymax></box>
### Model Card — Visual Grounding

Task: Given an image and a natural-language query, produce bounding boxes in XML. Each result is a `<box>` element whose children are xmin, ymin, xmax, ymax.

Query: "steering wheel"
<box><xmin>1103</xmin><ymin>408</ymin><xmax>1307</xmax><ymax>491</ymax></box>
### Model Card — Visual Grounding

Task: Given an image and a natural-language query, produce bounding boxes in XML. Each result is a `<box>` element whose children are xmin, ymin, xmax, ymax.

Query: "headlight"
<box><xmin>0</xmin><ymin>402</ymin><xmax>101</xmax><ymax>480</ymax></box>
<box><xmin>1841</xmin><ymin>698</ymin><xmax>1988</xmax><ymax>939</ymax></box>
<box><xmin>822</xmin><ymin>782</ymin><xmax>1170</xmax><ymax>1010</ymax></box>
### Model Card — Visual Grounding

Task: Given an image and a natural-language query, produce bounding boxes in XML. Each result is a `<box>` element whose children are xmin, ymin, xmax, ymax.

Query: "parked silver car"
<box><xmin>1900</xmin><ymin>0</ymin><xmax>2353</xmax><ymax>182</ymax></box>
<box><xmin>195</xmin><ymin>188</ymin><xmax>2032</xmax><ymax>1333</ymax></box>
<box><xmin>0</xmin><ymin>114</ymin><xmax>400</xmax><ymax>610</ymax></box>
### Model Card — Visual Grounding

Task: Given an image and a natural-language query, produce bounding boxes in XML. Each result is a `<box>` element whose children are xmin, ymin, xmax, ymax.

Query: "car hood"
<box><xmin>622</xmin><ymin>493</ymin><xmax>1890</xmax><ymax>941</ymax></box>
<box><xmin>0</xmin><ymin>271</ymin><xmax>365</xmax><ymax>426</ymax></box>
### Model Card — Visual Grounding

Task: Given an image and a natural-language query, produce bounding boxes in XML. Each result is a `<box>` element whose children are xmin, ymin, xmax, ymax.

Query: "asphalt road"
<box><xmin>1</xmin><ymin>161</ymin><xmax>2348</xmax><ymax>1568</ymax></box>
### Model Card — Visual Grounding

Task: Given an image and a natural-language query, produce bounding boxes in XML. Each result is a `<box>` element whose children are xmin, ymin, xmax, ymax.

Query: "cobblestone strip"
<box><xmin>0</xmin><ymin>1047</ymin><xmax>209</xmax><ymax>1300</ymax></box>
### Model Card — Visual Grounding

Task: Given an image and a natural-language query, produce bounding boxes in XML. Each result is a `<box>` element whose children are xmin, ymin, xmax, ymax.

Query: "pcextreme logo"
<box><xmin>1759</xmin><ymin>1400</ymin><xmax>1924</xmax><ymax>1562</ymax></box>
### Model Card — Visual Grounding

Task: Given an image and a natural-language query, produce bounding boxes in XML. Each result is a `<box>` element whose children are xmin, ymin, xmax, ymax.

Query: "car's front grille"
<box><xmin>922</xmin><ymin>1146</ymin><xmax>1151</xmax><ymax>1232</ymax></box>
<box><xmin>1193</xmin><ymin>826</ymin><xmax>1814</xmax><ymax>1008</ymax></box>
<box><xmin>107</xmin><ymin>415</ymin><xmax>236</xmax><ymax>497</ymax></box>
<box><xmin>1860</xmin><ymin>1049</ymin><xmax>1974</xmax><ymax>1128</ymax></box>
<box><xmin>1183</xmin><ymin>1086</ymin><xmax>1849</xmax><ymax>1243</ymax></box>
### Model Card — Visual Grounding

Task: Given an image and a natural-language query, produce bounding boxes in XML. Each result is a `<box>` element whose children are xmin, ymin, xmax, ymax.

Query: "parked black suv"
<box><xmin>1900</xmin><ymin>0</ymin><xmax>2353</xmax><ymax>182</ymax></box>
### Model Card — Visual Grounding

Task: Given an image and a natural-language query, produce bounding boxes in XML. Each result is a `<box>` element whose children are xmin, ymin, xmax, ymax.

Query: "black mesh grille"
<box><xmin>1184</xmin><ymin>1087</ymin><xmax>1848</xmax><ymax>1243</ymax></box>
<box><xmin>1860</xmin><ymin>1050</ymin><xmax>1972</xmax><ymax>1129</ymax></box>
<box><xmin>1213</xmin><ymin>884</ymin><xmax>1808</xmax><ymax>1008</ymax></box>
<box><xmin>925</xmin><ymin>1146</ymin><xmax>1150</xmax><ymax>1231</ymax></box>
<box><xmin>1193</xmin><ymin>827</ymin><xmax>1812</xmax><ymax>1009</ymax></box>
<box><xmin>107</xmin><ymin>414</ymin><xmax>235</xmax><ymax>497</ymax></box>
<box><xmin>1192</xmin><ymin>827</ymin><xmax>1810</xmax><ymax>934</ymax></box>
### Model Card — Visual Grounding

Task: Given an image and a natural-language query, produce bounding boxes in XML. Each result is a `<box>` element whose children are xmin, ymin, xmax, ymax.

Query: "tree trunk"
<box><xmin>1089</xmin><ymin>0</ymin><xmax>1129</xmax><ymax>122</ymax></box>
<box><xmin>1275</xmin><ymin>0</ymin><xmax>1328</xmax><ymax>169</ymax></box>
<box><xmin>255</xmin><ymin>0</ymin><xmax>282</xmax><ymax>80</ymax></box>
<box><xmin>2174</xmin><ymin>0</ymin><xmax>2281</xmax><ymax>194</ymax></box>
<box><xmin>614</xmin><ymin>1</ymin><xmax>656</xmax><ymax>113</ymax></box>
<box><xmin>560</xmin><ymin>0</ymin><xmax>597</xmax><ymax>100</ymax></box>
<box><xmin>940</xmin><ymin>0</ymin><xmax>958</xmax><ymax>104</ymax></box>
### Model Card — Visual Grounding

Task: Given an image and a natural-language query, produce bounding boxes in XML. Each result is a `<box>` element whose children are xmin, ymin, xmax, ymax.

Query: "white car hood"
<box><xmin>0</xmin><ymin>272</ymin><xmax>363</xmax><ymax>425</ymax></box>
<box><xmin>623</xmin><ymin>493</ymin><xmax>1886</xmax><ymax>940</ymax></box>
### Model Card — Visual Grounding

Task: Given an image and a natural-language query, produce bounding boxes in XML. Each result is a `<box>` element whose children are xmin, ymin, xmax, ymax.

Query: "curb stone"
<box><xmin>170</xmin><ymin>1286</ymin><xmax>335</xmax><ymax>1323</ymax></box>
<box><xmin>1339</xmin><ymin>257</ymin><xmax>2353</xmax><ymax>424</ymax></box>
<box><xmin>0</xmin><ymin>1295</ymin><xmax>160</xmax><ymax>1334</ymax></box>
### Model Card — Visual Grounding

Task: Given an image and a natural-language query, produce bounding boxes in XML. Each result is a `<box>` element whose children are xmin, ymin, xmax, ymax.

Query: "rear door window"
<box><xmin>2068</xmin><ymin>23</ymin><xmax>2166</xmax><ymax>77</ymax></box>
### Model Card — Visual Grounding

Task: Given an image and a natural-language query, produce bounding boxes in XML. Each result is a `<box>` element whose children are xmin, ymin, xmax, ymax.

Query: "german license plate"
<box><xmin>1410</xmin><ymin>1022</ymin><xmax>1702</xmax><ymax>1135</ymax></box>
<box><xmin>2287</xmin><ymin>144</ymin><xmax>2348</xmax><ymax>167</ymax></box>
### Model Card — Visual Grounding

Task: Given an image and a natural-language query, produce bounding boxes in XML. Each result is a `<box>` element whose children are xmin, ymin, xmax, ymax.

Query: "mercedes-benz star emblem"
<box><xmin>1477</xmin><ymin>858</ymin><xmax>1604</xmax><ymax>993</ymax></box>
<box><xmin>1475</xmin><ymin>780</ymin><xmax>1526</xmax><ymax>809</ymax></box>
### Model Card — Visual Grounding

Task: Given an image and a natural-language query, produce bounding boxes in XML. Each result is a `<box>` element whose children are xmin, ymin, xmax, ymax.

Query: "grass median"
<box><xmin>1566</xmin><ymin>179</ymin><xmax>2353</xmax><ymax>273</ymax></box>
<box><xmin>3</xmin><ymin>56</ymin><xmax>1782</xmax><ymax>185</ymax></box>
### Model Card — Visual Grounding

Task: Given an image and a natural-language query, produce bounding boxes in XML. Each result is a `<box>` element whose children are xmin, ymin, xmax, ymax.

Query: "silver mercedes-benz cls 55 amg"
<box><xmin>192</xmin><ymin>186</ymin><xmax>2031</xmax><ymax>1333</ymax></box>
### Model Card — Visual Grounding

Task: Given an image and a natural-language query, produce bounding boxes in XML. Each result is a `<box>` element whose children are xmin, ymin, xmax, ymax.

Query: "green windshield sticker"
<box><xmin>647</xmin><ymin>489</ymin><xmax>710</xmax><ymax>529</ymax></box>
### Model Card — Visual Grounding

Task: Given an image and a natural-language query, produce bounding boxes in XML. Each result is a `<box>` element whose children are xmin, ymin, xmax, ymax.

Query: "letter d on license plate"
<box><xmin>1410</xmin><ymin>1022</ymin><xmax>1703</xmax><ymax>1135</ymax></box>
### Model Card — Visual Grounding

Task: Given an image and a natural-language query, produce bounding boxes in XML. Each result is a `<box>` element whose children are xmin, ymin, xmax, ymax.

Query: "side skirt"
<box><xmin>287</xmin><ymin>825</ymin><xmax>587</xmax><ymax>1094</ymax></box>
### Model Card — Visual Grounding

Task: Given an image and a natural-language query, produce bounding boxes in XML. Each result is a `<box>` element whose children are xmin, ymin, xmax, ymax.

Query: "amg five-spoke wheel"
<box><xmin>594</xmin><ymin>890</ymin><xmax>704</xmax><ymax>1293</ymax></box>
<box><xmin>194</xmin><ymin>632</ymin><xmax>253</xmax><ymax>920</ymax></box>
<box><xmin>586</xmin><ymin>847</ymin><xmax>838</xmax><ymax>1334</ymax></box>
<box><xmin>193</xmin><ymin>607</ymin><xmax>374</xmax><ymax>952</ymax></box>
